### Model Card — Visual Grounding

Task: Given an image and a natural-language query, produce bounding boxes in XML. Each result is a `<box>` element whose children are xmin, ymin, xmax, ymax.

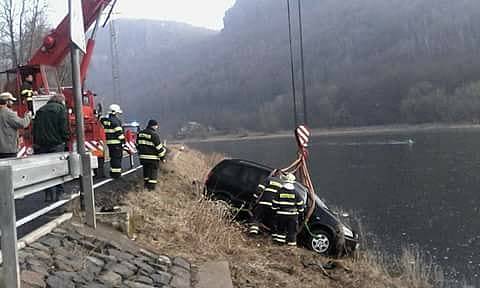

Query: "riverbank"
<box><xmin>177</xmin><ymin>123</ymin><xmax>480</xmax><ymax>143</ymax></box>
<box><xmin>125</xmin><ymin>145</ymin><xmax>446</xmax><ymax>288</ymax></box>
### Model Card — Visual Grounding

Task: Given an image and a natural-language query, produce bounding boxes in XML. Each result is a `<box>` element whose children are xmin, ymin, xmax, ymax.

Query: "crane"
<box><xmin>1</xmin><ymin>0</ymin><xmax>116</xmax><ymax>159</ymax></box>
<box><xmin>109</xmin><ymin>18</ymin><xmax>121</xmax><ymax>106</ymax></box>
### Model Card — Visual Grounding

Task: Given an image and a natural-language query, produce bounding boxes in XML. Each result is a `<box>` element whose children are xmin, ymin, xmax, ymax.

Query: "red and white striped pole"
<box><xmin>293</xmin><ymin>125</ymin><xmax>316</xmax><ymax>226</ymax></box>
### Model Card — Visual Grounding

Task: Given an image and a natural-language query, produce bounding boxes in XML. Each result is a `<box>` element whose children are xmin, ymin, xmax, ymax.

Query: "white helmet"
<box><xmin>280</xmin><ymin>173</ymin><xmax>296</xmax><ymax>183</ymax></box>
<box><xmin>109</xmin><ymin>104</ymin><xmax>122</xmax><ymax>114</ymax></box>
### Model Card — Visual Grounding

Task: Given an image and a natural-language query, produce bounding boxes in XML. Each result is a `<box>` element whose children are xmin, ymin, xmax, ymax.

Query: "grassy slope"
<box><xmin>126</xmin><ymin>146</ymin><xmax>444</xmax><ymax>288</ymax></box>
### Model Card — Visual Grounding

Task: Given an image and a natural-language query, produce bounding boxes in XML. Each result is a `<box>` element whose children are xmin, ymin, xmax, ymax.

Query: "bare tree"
<box><xmin>17</xmin><ymin>0</ymin><xmax>26</xmax><ymax>64</ymax></box>
<box><xmin>0</xmin><ymin>0</ymin><xmax>18</xmax><ymax>66</ymax></box>
<box><xmin>26</xmin><ymin>0</ymin><xmax>42</xmax><ymax>60</ymax></box>
<box><xmin>0</xmin><ymin>0</ymin><xmax>47</xmax><ymax>69</ymax></box>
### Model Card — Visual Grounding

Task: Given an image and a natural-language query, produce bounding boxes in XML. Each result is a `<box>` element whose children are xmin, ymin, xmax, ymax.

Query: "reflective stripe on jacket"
<box><xmin>136</xmin><ymin>127</ymin><xmax>166</xmax><ymax>162</ymax></box>
<box><xmin>20</xmin><ymin>82</ymin><xmax>34</xmax><ymax>101</ymax></box>
<box><xmin>253</xmin><ymin>176</ymin><xmax>283</xmax><ymax>206</ymax></box>
<box><xmin>100</xmin><ymin>113</ymin><xmax>124</xmax><ymax>145</ymax></box>
<box><xmin>272</xmin><ymin>183</ymin><xmax>305</xmax><ymax>215</ymax></box>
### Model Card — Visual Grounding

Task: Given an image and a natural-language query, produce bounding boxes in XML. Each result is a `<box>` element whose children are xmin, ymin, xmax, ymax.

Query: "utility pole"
<box><xmin>286</xmin><ymin>0</ymin><xmax>309</xmax><ymax>127</ymax></box>
<box><xmin>69</xmin><ymin>0</ymin><xmax>96</xmax><ymax>228</ymax></box>
<box><xmin>286</xmin><ymin>0</ymin><xmax>298</xmax><ymax>128</ymax></box>
<box><xmin>297</xmin><ymin>0</ymin><xmax>308</xmax><ymax>125</ymax></box>
<box><xmin>109</xmin><ymin>19</ymin><xmax>121</xmax><ymax>105</ymax></box>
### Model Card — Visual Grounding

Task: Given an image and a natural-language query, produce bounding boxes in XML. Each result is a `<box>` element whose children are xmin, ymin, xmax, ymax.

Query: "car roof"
<box><xmin>218</xmin><ymin>158</ymin><xmax>311</xmax><ymax>192</ymax></box>
<box><xmin>220</xmin><ymin>158</ymin><xmax>274</xmax><ymax>171</ymax></box>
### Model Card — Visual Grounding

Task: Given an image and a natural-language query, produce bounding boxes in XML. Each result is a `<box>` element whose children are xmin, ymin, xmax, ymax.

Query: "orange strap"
<box><xmin>280</xmin><ymin>134</ymin><xmax>316</xmax><ymax>230</ymax></box>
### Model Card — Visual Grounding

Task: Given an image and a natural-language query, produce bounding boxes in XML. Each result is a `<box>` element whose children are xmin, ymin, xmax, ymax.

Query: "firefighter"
<box><xmin>249</xmin><ymin>170</ymin><xmax>283</xmax><ymax>235</ymax></box>
<box><xmin>137</xmin><ymin>119</ymin><xmax>166</xmax><ymax>191</ymax></box>
<box><xmin>272</xmin><ymin>173</ymin><xmax>305</xmax><ymax>246</ymax></box>
<box><xmin>100</xmin><ymin>104</ymin><xmax>125</xmax><ymax>178</ymax></box>
<box><xmin>20</xmin><ymin>74</ymin><xmax>36</xmax><ymax>113</ymax></box>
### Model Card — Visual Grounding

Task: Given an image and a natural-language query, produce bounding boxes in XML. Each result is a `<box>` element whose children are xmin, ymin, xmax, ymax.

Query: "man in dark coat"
<box><xmin>33</xmin><ymin>94</ymin><xmax>69</xmax><ymax>202</ymax></box>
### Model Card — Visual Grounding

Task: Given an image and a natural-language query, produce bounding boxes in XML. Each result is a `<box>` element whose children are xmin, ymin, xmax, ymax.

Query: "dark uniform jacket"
<box><xmin>33</xmin><ymin>101</ymin><xmax>69</xmax><ymax>147</ymax></box>
<box><xmin>272</xmin><ymin>183</ymin><xmax>305</xmax><ymax>215</ymax></box>
<box><xmin>136</xmin><ymin>127</ymin><xmax>166</xmax><ymax>162</ymax></box>
<box><xmin>253</xmin><ymin>176</ymin><xmax>283</xmax><ymax>206</ymax></box>
<box><xmin>21</xmin><ymin>81</ymin><xmax>34</xmax><ymax>102</ymax></box>
<box><xmin>100</xmin><ymin>114</ymin><xmax>125</xmax><ymax>145</ymax></box>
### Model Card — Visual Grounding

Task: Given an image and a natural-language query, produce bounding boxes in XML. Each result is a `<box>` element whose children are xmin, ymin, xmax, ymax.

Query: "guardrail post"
<box><xmin>0</xmin><ymin>166</ymin><xmax>20</xmax><ymax>288</ymax></box>
<box><xmin>81</xmin><ymin>154</ymin><xmax>96</xmax><ymax>228</ymax></box>
<box><xmin>70</xmin><ymin>1</ymin><xmax>96</xmax><ymax>229</ymax></box>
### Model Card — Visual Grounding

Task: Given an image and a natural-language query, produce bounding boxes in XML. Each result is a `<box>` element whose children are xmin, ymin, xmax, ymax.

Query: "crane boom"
<box><xmin>28</xmin><ymin>0</ymin><xmax>112</xmax><ymax>67</ymax></box>
<box><xmin>0</xmin><ymin>0</ymin><xmax>119</xmax><ymax>160</ymax></box>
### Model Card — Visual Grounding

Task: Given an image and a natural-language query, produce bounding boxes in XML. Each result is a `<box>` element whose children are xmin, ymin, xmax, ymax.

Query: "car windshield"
<box><xmin>294</xmin><ymin>182</ymin><xmax>329</xmax><ymax>209</ymax></box>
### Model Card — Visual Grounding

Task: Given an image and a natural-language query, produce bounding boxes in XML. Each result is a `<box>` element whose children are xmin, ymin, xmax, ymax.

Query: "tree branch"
<box><xmin>18</xmin><ymin>0</ymin><xmax>26</xmax><ymax>64</ymax></box>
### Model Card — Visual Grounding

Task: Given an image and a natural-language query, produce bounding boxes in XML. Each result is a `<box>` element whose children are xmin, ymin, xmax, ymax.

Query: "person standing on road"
<box><xmin>0</xmin><ymin>92</ymin><xmax>32</xmax><ymax>159</ymax></box>
<box><xmin>100</xmin><ymin>104</ymin><xmax>125</xmax><ymax>178</ymax></box>
<box><xmin>33</xmin><ymin>94</ymin><xmax>69</xmax><ymax>202</ymax></box>
<box><xmin>272</xmin><ymin>173</ymin><xmax>305</xmax><ymax>246</ymax></box>
<box><xmin>137</xmin><ymin>119</ymin><xmax>166</xmax><ymax>191</ymax></box>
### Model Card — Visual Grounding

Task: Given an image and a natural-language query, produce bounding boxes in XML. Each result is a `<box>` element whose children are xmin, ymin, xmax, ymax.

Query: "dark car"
<box><xmin>204</xmin><ymin>158</ymin><xmax>360</xmax><ymax>256</ymax></box>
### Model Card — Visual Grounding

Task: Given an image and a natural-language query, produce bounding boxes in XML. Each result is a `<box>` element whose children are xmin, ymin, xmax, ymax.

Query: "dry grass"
<box><xmin>127</xmin><ymin>147</ymin><xmax>246</xmax><ymax>260</ymax></box>
<box><xmin>396</xmin><ymin>248</ymin><xmax>445</xmax><ymax>287</ymax></box>
<box><xmin>126</xmin><ymin>145</ymin><xmax>447</xmax><ymax>288</ymax></box>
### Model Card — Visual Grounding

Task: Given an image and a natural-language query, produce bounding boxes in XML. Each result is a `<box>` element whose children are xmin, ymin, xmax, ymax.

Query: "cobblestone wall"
<box><xmin>19</xmin><ymin>224</ymin><xmax>192</xmax><ymax>288</ymax></box>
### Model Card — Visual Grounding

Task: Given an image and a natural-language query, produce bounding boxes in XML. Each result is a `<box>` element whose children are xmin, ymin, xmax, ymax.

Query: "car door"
<box><xmin>237</xmin><ymin>164</ymin><xmax>271</xmax><ymax>205</ymax></box>
<box><xmin>209</xmin><ymin>162</ymin><xmax>244</xmax><ymax>202</ymax></box>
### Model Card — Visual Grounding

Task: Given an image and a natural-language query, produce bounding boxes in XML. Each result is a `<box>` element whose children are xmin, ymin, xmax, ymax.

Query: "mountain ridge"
<box><xmin>88</xmin><ymin>0</ymin><xmax>480</xmax><ymax>134</ymax></box>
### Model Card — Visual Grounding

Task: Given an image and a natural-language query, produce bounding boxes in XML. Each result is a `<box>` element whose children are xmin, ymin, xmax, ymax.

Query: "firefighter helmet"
<box><xmin>281</xmin><ymin>173</ymin><xmax>296</xmax><ymax>183</ymax></box>
<box><xmin>109</xmin><ymin>104</ymin><xmax>122</xmax><ymax>114</ymax></box>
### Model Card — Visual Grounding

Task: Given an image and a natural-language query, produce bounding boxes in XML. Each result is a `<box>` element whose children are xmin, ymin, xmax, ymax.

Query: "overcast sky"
<box><xmin>47</xmin><ymin>0</ymin><xmax>236</xmax><ymax>30</ymax></box>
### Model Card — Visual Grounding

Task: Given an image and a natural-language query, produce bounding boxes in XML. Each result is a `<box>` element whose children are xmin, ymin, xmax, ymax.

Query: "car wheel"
<box><xmin>308</xmin><ymin>228</ymin><xmax>334</xmax><ymax>255</ymax></box>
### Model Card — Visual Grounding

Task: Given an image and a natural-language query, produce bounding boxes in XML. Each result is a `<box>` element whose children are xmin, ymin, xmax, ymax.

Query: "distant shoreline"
<box><xmin>175</xmin><ymin>123</ymin><xmax>480</xmax><ymax>143</ymax></box>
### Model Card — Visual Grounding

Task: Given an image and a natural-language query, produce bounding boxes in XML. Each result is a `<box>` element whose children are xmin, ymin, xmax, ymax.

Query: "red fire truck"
<box><xmin>1</xmin><ymin>0</ymin><xmax>137</xmax><ymax>162</ymax></box>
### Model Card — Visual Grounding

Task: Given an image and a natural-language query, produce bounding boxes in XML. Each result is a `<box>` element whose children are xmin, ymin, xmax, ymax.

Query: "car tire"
<box><xmin>307</xmin><ymin>228</ymin><xmax>334</xmax><ymax>255</ymax></box>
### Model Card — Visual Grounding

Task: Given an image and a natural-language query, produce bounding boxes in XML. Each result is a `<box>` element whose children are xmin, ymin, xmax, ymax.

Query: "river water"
<box><xmin>189</xmin><ymin>128</ymin><xmax>480</xmax><ymax>286</ymax></box>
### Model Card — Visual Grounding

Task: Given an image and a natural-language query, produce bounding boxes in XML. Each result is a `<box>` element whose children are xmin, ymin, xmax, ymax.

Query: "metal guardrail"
<box><xmin>0</xmin><ymin>152</ymin><xmax>97</xmax><ymax>288</ymax></box>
